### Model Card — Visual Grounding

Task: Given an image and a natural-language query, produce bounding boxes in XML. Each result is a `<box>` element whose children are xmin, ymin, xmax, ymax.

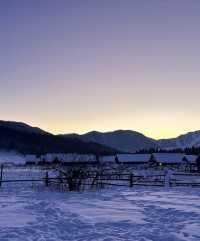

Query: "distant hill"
<box><xmin>157</xmin><ymin>131</ymin><xmax>200</xmax><ymax>149</ymax></box>
<box><xmin>2</xmin><ymin>120</ymin><xmax>200</xmax><ymax>154</ymax></box>
<box><xmin>63</xmin><ymin>130</ymin><xmax>200</xmax><ymax>153</ymax></box>
<box><xmin>0</xmin><ymin>120</ymin><xmax>48</xmax><ymax>135</ymax></box>
<box><xmin>0</xmin><ymin>121</ymin><xmax>118</xmax><ymax>155</ymax></box>
<box><xmin>61</xmin><ymin>130</ymin><xmax>157</xmax><ymax>153</ymax></box>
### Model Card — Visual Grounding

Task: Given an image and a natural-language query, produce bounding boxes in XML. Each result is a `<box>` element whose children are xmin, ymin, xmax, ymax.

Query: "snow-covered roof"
<box><xmin>25</xmin><ymin>155</ymin><xmax>40</xmax><ymax>162</ymax></box>
<box><xmin>153</xmin><ymin>153</ymin><xmax>184</xmax><ymax>164</ymax></box>
<box><xmin>101</xmin><ymin>156</ymin><xmax>116</xmax><ymax>162</ymax></box>
<box><xmin>153</xmin><ymin>153</ymin><xmax>197</xmax><ymax>164</ymax></box>
<box><xmin>117</xmin><ymin>154</ymin><xmax>151</xmax><ymax>163</ymax></box>
<box><xmin>62</xmin><ymin>154</ymin><xmax>96</xmax><ymax>162</ymax></box>
<box><xmin>101</xmin><ymin>153</ymin><xmax>198</xmax><ymax>164</ymax></box>
<box><xmin>1</xmin><ymin>151</ymin><xmax>196</xmax><ymax>166</ymax></box>
<box><xmin>40</xmin><ymin>153</ymin><xmax>97</xmax><ymax>162</ymax></box>
<box><xmin>183</xmin><ymin>155</ymin><xmax>197</xmax><ymax>164</ymax></box>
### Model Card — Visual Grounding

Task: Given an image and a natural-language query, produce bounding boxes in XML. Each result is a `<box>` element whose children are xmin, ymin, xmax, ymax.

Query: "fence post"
<box><xmin>45</xmin><ymin>171</ymin><xmax>49</xmax><ymax>187</ymax></box>
<box><xmin>129</xmin><ymin>173</ymin><xmax>133</xmax><ymax>187</ymax></box>
<box><xmin>0</xmin><ymin>164</ymin><xmax>3</xmax><ymax>187</ymax></box>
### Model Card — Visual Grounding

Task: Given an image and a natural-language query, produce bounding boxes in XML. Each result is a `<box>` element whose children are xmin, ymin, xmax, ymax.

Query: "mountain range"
<box><xmin>61</xmin><ymin>130</ymin><xmax>156</xmax><ymax>153</ymax></box>
<box><xmin>62</xmin><ymin>130</ymin><xmax>200</xmax><ymax>152</ymax></box>
<box><xmin>0</xmin><ymin>121</ymin><xmax>117</xmax><ymax>155</ymax></box>
<box><xmin>1</xmin><ymin>120</ymin><xmax>200</xmax><ymax>154</ymax></box>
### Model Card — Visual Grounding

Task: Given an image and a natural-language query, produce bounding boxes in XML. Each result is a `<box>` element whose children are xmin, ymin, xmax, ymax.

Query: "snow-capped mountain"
<box><xmin>157</xmin><ymin>131</ymin><xmax>200</xmax><ymax>149</ymax></box>
<box><xmin>62</xmin><ymin>130</ymin><xmax>157</xmax><ymax>153</ymax></box>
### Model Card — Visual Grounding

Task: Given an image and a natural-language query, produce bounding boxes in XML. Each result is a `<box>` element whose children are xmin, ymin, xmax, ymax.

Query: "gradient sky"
<box><xmin>1</xmin><ymin>0</ymin><xmax>200</xmax><ymax>139</ymax></box>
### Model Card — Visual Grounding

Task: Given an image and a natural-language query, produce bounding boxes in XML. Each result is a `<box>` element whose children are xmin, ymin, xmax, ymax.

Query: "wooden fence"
<box><xmin>1</xmin><ymin>164</ymin><xmax>200</xmax><ymax>189</ymax></box>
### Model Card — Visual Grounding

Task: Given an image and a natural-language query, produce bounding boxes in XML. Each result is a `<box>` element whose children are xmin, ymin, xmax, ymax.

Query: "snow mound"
<box><xmin>0</xmin><ymin>151</ymin><xmax>26</xmax><ymax>165</ymax></box>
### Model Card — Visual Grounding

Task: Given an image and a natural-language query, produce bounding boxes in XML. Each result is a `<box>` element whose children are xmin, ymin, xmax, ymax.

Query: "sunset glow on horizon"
<box><xmin>1</xmin><ymin>0</ymin><xmax>200</xmax><ymax>139</ymax></box>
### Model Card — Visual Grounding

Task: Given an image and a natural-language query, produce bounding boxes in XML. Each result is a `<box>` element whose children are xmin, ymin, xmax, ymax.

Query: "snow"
<box><xmin>0</xmin><ymin>151</ymin><xmax>197</xmax><ymax>167</ymax></box>
<box><xmin>152</xmin><ymin>153</ymin><xmax>196</xmax><ymax>164</ymax></box>
<box><xmin>40</xmin><ymin>153</ymin><xmax>97</xmax><ymax>162</ymax></box>
<box><xmin>0</xmin><ymin>197</ymin><xmax>36</xmax><ymax>228</ymax></box>
<box><xmin>1</xmin><ymin>188</ymin><xmax>200</xmax><ymax>240</ymax></box>
<box><xmin>103</xmin><ymin>153</ymin><xmax>198</xmax><ymax>165</ymax></box>
<box><xmin>0</xmin><ymin>152</ymin><xmax>97</xmax><ymax>165</ymax></box>
<box><xmin>29</xmin><ymin>153</ymin><xmax>97</xmax><ymax>163</ymax></box>
<box><xmin>0</xmin><ymin>151</ymin><xmax>26</xmax><ymax>165</ymax></box>
<box><xmin>58</xmin><ymin>196</ymin><xmax>145</xmax><ymax>225</ymax></box>
<box><xmin>101</xmin><ymin>155</ymin><xmax>115</xmax><ymax>162</ymax></box>
<box><xmin>185</xmin><ymin>155</ymin><xmax>197</xmax><ymax>164</ymax></box>
<box><xmin>153</xmin><ymin>153</ymin><xmax>185</xmax><ymax>164</ymax></box>
<box><xmin>117</xmin><ymin>154</ymin><xmax>150</xmax><ymax>163</ymax></box>
<box><xmin>0</xmin><ymin>168</ymin><xmax>200</xmax><ymax>240</ymax></box>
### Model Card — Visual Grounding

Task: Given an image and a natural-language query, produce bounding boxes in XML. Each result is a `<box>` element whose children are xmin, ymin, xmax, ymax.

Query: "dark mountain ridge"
<box><xmin>0</xmin><ymin>121</ymin><xmax>118</xmax><ymax>155</ymax></box>
<box><xmin>0</xmin><ymin>120</ymin><xmax>48</xmax><ymax>135</ymax></box>
<box><xmin>61</xmin><ymin>130</ymin><xmax>156</xmax><ymax>153</ymax></box>
<box><xmin>1</xmin><ymin>120</ymin><xmax>200</xmax><ymax>154</ymax></box>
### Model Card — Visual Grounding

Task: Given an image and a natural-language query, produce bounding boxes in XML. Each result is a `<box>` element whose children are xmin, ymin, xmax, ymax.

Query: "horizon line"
<box><xmin>1</xmin><ymin>119</ymin><xmax>200</xmax><ymax>141</ymax></box>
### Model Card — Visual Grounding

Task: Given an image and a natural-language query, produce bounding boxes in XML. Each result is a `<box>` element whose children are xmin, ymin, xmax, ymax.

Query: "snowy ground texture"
<box><xmin>0</xmin><ymin>184</ymin><xmax>200</xmax><ymax>241</ymax></box>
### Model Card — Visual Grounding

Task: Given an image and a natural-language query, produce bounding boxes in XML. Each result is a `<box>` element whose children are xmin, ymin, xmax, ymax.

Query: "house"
<box><xmin>60</xmin><ymin>154</ymin><xmax>97</xmax><ymax>165</ymax></box>
<box><xmin>101</xmin><ymin>155</ymin><xmax>116</xmax><ymax>164</ymax></box>
<box><xmin>37</xmin><ymin>153</ymin><xmax>97</xmax><ymax>165</ymax></box>
<box><xmin>151</xmin><ymin>153</ymin><xmax>198</xmax><ymax>171</ymax></box>
<box><xmin>116</xmin><ymin>154</ymin><xmax>151</xmax><ymax>166</ymax></box>
<box><xmin>153</xmin><ymin>153</ymin><xmax>184</xmax><ymax>167</ymax></box>
<box><xmin>181</xmin><ymin>155</ymin><xmax>198</xmax><ymax>172</ymax></box>
<box><xmin>101</xmin><ymin>153</ymin><xmax>198</xmax><ymax>171</ymax></box>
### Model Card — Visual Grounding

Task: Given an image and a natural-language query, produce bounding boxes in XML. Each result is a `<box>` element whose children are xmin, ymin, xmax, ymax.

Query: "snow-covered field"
<box><xmin>1</xmin><ymin>175</ymin><xmax>200</xmax><ymax>241</ymax></box>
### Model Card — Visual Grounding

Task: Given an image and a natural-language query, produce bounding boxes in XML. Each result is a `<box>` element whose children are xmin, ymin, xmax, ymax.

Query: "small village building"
<box><xmin>37</xmin><ymin>153</ymin><xmax>97</xmax><ymax>165</ymax></box>
<box><xmin>101</xmin><ymin>155</ymin><xmax>116</xmax><ymax>164</ymax></box>
<box><xmin>116</xmin><ymin>154</ymin><xmax>150</xmax><ymax>166</ymax></box>
<box><xmin>152</xmin><ymin>153</ymin><xmax>198</xmax><ymax>171</ymax></box>
<box><xmin>182</xmin><ymin>155</ymin><xmax>198</xmax><ymax>172</ymax></box>
<box><xmin>153</xmin><ymin>153</ymin><xmax>184</xmax><ymax>167</ymax></box>
<box><xmin>101</xmin><ymin>153</ymin><xmax>198</xmax><ymax>171</ymax></box>
<box><xmin>61</xmin><ymin>154</ymin><xmax>97</xmax><ymax>165</ymax></box>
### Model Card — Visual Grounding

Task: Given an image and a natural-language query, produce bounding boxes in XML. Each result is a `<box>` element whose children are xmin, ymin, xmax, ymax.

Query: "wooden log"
<box><xmin>0</xmin><ymin>164</ymin><xmax>3</xmax><ymax>187</ymax></box>
<box><xmin>45</xmin><ymin>171</ymin><xmax>49</xmax><ymax>187</ymax></box>
<box><xmin>129</xmin><ymin>173</ymin><xmax>133</xmax><ymax>187</ymax></box>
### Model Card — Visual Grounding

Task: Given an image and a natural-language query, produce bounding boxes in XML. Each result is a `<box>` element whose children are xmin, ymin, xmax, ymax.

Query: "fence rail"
<box><xmin>1</xmin><ymin>164</ymin><xmax>200</xmax><ymax>189</ymax></box>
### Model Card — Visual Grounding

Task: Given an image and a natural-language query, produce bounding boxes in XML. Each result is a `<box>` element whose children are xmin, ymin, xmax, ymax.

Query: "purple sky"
<box><xmin>1</xmin><ymin>0</ymin><xmax>200</xmax><ymax>138</ymax></box>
